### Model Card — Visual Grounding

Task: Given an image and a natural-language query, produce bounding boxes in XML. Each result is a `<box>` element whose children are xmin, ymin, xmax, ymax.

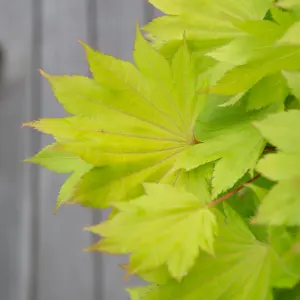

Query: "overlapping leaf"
<box><xmin>277</xmin><ymin>0</ymin><xmax>300</xmax><ymax>10</ymax></box>
<box><xmin>25</xmin><ymin>29</ymin><xmax>209</xmax><ymax>208</ymax></box>
<box><xmin>25</xmin><ymin>144</ymin><xmax>92</xmax><ymax>211</ymax></box>
<box><xmin>145</xmin><ymin>0</ymin><xmax>273</xmax><ymax>55</ymax></box>
<box><xmin>210</xmin><ymin>19</ymin><xmax>300</xmax><ymax>96</ymax></box>
<box><xmin>128</xmin><ymin>205</ymin><xmax>291</xmax><ymax>300</ymax></box>
<box><xmin>86</xmin><ymin>184</ymin><xmax>217</xmax><ymax>280</ymax></box>
<box><xmin>283</xmin><ymin>71</ymin><xmax>300</xmax><ymax>101</ymax></box>
<box><xmin>254</xmin><ymin>110</ymin><xmax>300</xmax><ymax>225</ymax></box>
<box><xmin>176</xmin><ymin>123</ymin><xmax>265</xmax><ymax>198</ymax></box>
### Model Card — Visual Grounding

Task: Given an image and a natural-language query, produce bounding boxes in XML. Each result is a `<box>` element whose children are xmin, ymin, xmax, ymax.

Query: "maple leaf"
<box><xmin>210</xmin><ymin>19</ymin><xmax>300</xmax><ymax>96</ymax></box>
<box><xmin>176</xmin><ymin>124</ymin><xmax>266</xmax><ymax>198</ymax></box>
<box><xmin>24</xmin><ymin>29</ymin><xmax>208</xmax><ymax>208</ymax></box>
<box><xmin>145</xmin><ymin>0</ymin><xmax>273</xmax><ymax>55</ymax></box>
<box><xmin>276</xmin><ymin>0</ymin><xmax>300</xmax><ymax>10</ymax></box>
<box><xmin>85</xmin><ymin>183</ymin><xmax>218</xmax><ymax>280</ymax></box>
<box><xmin>129</xmin><ymin>205</ymin><xmax>296</xmax><ymax>300</ymax></box>
<box><xmin>25</xmin><ymin>144</ymin><xmax>92</xmax><ymax>211</ymax></box>
<box><xmin>254</xmin><ymin>110</ymin><xmax>300</xmax><ymax>225</ymax></box>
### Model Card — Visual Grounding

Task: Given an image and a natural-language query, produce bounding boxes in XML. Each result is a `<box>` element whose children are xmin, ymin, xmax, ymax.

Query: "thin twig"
<box><xmin>208</xmin><ymin>175</ymin><xmax>261</xmax><ymax>208</ymax></box>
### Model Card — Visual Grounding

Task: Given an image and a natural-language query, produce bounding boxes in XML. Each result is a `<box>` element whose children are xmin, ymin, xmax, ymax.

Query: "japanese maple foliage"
<box><xmin>24</xmin><ymin>0</ymin><xmax>300</xmax><ymax>299</ymax></box>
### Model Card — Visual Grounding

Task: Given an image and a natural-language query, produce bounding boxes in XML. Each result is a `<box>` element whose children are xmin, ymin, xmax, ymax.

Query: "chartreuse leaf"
<box><xmin>210</xmin><ymin>45</ymin><xmax>300</xmax><ymax>95</ymax></box>
<box><xmin>126</xmin><ymin>286</ymin><xmax>153</xmax><ymax>300</ymax></box>
<box><xmin>24</xmin><ymin>143</ymin><xmax>92</xmax><ymax>211</ymax></box>
<box><xmin>195</xmin><ymin>94</ymin><xmax>282</xmax><ymax>140</ymax></box>
<box><xmin>149</xmin><ymin>0</ymin><xmax>272</xmax><ymax>20</ymax></box>
<box><xmin>86</xmin><ymin>184</ymin><xmax>217</xmax><ymax>280</ymax></box>
<box><xmin>146</xmin><ymin>0</ymin><xmax>272</xmax><ymax>41</ymax></box>
<box><xmin>270</xmin><ymin>7</ymin><xmax>297</xmax><ymax>29</ymax></box>
<box><xmin>25</xmin><ymin>29</ymin><xmax>209</xmax><ymax>208</ymax></box>
<box><xmin>25</xmin><ymin>143</ymin><xmax>82</xmax><ymax>174</ymax></box>
<box><xmin>283</xmin><ymin>71</ymin><xmax>300</xmax><ymax>101</ymax></box>
<box><xmin>206</xmin><ymin>20</ymin><xmax>285</xmax><ymax>67</ymax></box>
<box><xmin>135</xmin><ymin>205</ymin><xmax>287</xmax><ymax>300</ymax></box>
<box><xmin>176</xmin><ymin>124</ymin><xmax>265</xmax><ymax>198</ymax></box>
<box><xmin>277</xmin><ymin>21</ymin><xmax>300</xmax><ymax>45</ymax></box>
<box><xmin>55</xmin><ymin>164</ymin><xmax>92</xmax><ymax>212</ymax></box>
<box><xmin>277</xmin><ymin>0</ymin><xmax>300</xmax><ymax>10</ymax></box>
<box><xmin>246</xmin><ymin>73</ymin><xmax>289</xmax><ymax>110</ymax></box>
<box><xmin>145</xmin><ymin>0</ymin><xmax>273</xmax><ymax>56</ymax></box>
<box><xmin>254</xmin><ymin>110</ymin><xmax>300</xmax><ymax>225</ymax></box>
<box><xmin>210</xmin><ymin>19</ymin><xmax>300</xmax><ymax>95</ymax></box>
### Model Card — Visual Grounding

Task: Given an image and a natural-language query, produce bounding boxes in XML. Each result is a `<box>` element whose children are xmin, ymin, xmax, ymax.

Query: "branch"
<box><xmin>208</xmin><ymin>175</ymin><xmax>261</xmax><ymax>208</ymax></box>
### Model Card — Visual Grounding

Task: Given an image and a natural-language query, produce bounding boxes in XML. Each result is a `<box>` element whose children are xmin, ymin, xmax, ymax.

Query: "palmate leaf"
<box><xmin>86</xmin><ymin>184</ymin><xmax>217</xmax><ymax>280</ymax></box>
<box><xmin>173</xmin><ymin>95</ymin><xmax>278</xmax><ymax>198</ymax></box>
<box><xmin>254</xmin><ymin>110</ymin><xmax>300</xmax><ymax>225</ymax></box>
<box><xmin>209</xmin><ymin>19</ymin><xmax>300</xmax><ymax>96</ymax></box>
<box><xmin>25</xmin><ymin>144</ymin><xmax>92</xmax><ymax>211</ymax></box>
<box><xmin>128</xmin><ymin>205</ymin><xmax>290</xmax><ymax>300</ymax></box>
<box><xmin>145</xmin><ymin>0</ymin><xmax>273</xmax><ymax>55</ymax></box>
<box><xmin>205</xmin><ymin>20</ymin><xmax>285</xmax><ymax>67</ymax></box>
<box><xmin>176</xmin><ymin>124</ymin><xmax>265</xmax><ymax>198</ymax></box>
<box><xmin>25</xmin><ymin>29</ymin><xmax>209</xmax><ymax>208</ymax></box>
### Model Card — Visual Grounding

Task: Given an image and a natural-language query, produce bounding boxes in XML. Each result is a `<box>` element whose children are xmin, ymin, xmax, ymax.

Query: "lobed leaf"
<box><xmin>86</xmin><ymin>184</ymin><xmax>218</xmax><ymax>280</ymax></box>
<box><xmin>254</xmin><ymin>110</ymin><xmax>300</xmax><ymax>225</ymax></box>
<box><xmin>139</xmin><ymin>205</ymin><xmax>287</xmax><ymax>300</ymax></box>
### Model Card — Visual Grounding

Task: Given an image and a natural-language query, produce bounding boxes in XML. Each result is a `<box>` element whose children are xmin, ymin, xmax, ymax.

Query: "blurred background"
<box><xmin>0</xmin><ymin>1</ymin><xmax>161</xmax><ymax>299</ymax></box>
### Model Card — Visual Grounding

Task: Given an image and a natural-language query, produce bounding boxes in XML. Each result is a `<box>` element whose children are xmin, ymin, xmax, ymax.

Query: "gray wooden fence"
<box><xmin>0</xmin><ymin>1</ymin><xmax>161</xmax><ymax>300</ymax></box>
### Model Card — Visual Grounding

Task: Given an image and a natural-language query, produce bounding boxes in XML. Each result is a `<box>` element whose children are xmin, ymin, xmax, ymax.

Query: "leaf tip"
<box><xmin>39</xmin><ymin>69</ymin><xmax>50</xmax><ymax>78</ymax></box>
<box><xmin>21</xmin><ymin>120</ymin><xmax>37</xmax><ymax>128</ymax></box>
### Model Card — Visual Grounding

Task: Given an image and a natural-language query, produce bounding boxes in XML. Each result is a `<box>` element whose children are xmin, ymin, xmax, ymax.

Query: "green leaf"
<box><xmin>55</xmin><ymin>163</ymin><xmax>92</xmax><ymax>212</ymax></box>
<box><xmin>257</xmin><ymin>153</ymin><xmax>300</xmax><ymax>181</ymax></box>
<box><xmin>246</xmin><ymin>73</ymin><xmax>289</xmax><ymax>110</ymax></box>
<box><xmin>149</xmin><ymin>0</ymin><xmax>273</xmax><ymax>20</ymax></box>
<box><xmin>278</xmin><ymin>21</ymin><xmax>300</xmax><ymax>45</ymax></box>
<box><xmin>270</xmin><ymin>7</ymin><xmax>297</xmax><ymax>29</ymax></box>
<box><xmin>126</xmin><ymin>286</ymin><xmax>154</xmax><ymax>300</ymax></box>
<box><xmin>26</xmin><ymin>30</ymin><xmax>209</xmax><ymax>208</ymax></box>
<box><xmin>206</xmin><ymin>20</ymin><xmax>285</xmax><ymax>67</ymax></box>
<box><xmin>254</xmin><ymin>110</ymin><xmax>300</xmax><ymax>226</ymax></box>
<box><xmin>86</xmin><ymin>184</ymin><xmax>218</xmax><ymax>280</ymax></box>
<box><xmin>210</xmin><ymin>44</ymin><xmax>300</xmax><ymax>95</ymax></box>
<box><xmin>254</xmin><ymin>180</ymin><xmax>300</xmax><ymax>226</ymax></box>
<box><xmin>274</xmin><ymin>283</ymin><xmax>300</xmax><ymax>300</ymax></box>
<box><xmin>283</xmin><ymin>71</ymin><xmax>300</xmax><ymax>101</ymax></box>
<box><xmin>145</xmin><ymin>0</ymin><xmax>273</xmax><ymax>58</ymax></box>
<box><xmin>277</xmin><ymin>0</ymin><xmax>300</xmax><ymax>10</ymax></box>
<box><xmin>25</xmin><ymin>144</ymin><xmax>85</xmax><ymax>174</ymax></box>
<box><xmin>254</xmin><ymin>110</ymin><xmax>300</xmax><ymax>152</ymax></box>
<box><xmin>176</xmin><ymin>125</ymin><xmax>265</xmax><ymax>197</ymax></box>
<box><xmin>24</xmin><ymin>143</ymin><xmax>92</xmax><ymax>211</ymax></box>
<box><xmin>195</xmin><ymin>94</ymin><xmax>281</xmax><ymax>140</ymax></box>
<box><xmin>141</xmin><ymin>205</ymin><xmax>282</xmax><ymax>300</ymax></box>
<box><xmin>40</xmin><ymin>71</ymin><xmax>113</xmax><ymax>116</ymax></box>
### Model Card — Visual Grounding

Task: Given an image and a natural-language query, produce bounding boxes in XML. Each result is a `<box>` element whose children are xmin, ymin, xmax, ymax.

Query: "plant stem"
<box><xmin>208</xmin><ymin>175</ymin><xmax>261</xmax><ymax>207</ymax></box>
<box><xmin>264</xmin><ymin>146</ymin><xmax>276</xmax><ymax>152</ymax></box>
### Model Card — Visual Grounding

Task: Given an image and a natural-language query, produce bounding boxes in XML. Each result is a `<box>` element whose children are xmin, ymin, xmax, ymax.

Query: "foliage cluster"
<box><xmin>24</xmin><ymin>0</ymin><xmax>300</xmax><ymax>298</ymax></box>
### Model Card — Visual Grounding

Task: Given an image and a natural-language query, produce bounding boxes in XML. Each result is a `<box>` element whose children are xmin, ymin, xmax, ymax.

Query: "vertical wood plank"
<box><xmin>38</xmin><ymin>1</ymin><xmax>95</xmax><ymax>300</ymax></box>
<box><xmin>0</xmin><ymin>1</ymin><xmax>35</xmax><ymax>300</ymax></box>
<box><xmin>95</xmin><ymin>1</ymin><xmax>154</xmax><ymax>299</ymax></box>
